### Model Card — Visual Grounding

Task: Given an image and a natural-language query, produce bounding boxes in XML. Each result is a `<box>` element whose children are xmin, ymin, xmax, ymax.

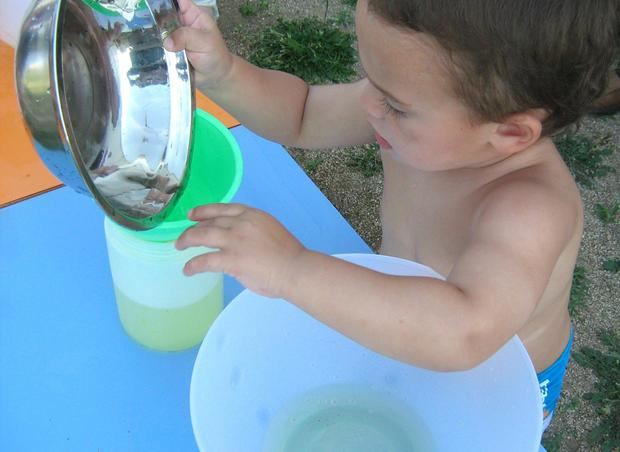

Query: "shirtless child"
<box><xmin>166</xmin><ymin>0</ymin><xmax>618</xmax><ymax>428</ymax></box>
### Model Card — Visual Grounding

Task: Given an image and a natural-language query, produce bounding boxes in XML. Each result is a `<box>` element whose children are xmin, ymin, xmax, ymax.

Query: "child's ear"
<box><xmin>489</xmin><ymin>109</ymin><xmax>546</xmax><ymax>155</ymax></box>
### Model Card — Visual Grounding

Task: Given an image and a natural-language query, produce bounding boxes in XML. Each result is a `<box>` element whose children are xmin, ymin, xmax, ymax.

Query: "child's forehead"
<box><xmin>356</xmin><ymin>1</ymin><xmax>447</xmax><ymax>67</ymax></box>
<box><xmin>356</xmin><ymin>5</ymin><xmax>453</xmax><ymax>92</ymax></box>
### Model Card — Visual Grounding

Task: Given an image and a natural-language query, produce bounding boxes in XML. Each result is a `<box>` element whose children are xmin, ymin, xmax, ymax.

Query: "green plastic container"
<box><xmin>103</xmin><ymin>109</ymin><xmax>242</xmax><ymax>351</ymax></box>
<box><xmin>135</xmin><ymin>108</ymin><xmax>243</xmax><ymax>242</ymax></box>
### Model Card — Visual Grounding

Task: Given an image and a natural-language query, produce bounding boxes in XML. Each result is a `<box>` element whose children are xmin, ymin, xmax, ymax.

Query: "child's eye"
<box><xmin>380</xmin><ymin>97</ymin><xmax>407</xmax><ymax>118</ymax></box>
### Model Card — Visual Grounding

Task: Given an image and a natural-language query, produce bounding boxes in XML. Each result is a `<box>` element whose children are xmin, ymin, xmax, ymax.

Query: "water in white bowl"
<box><xmin>263</xmin><ymin>384</ymin><xmax>435</xmax><ymax>452</ymax></box>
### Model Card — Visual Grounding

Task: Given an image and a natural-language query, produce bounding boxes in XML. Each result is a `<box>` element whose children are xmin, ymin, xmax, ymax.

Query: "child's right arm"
<box><xmin>165</xmin><ymin>0</ymin><xmax>375</xmax><ymax>149</ymax></box>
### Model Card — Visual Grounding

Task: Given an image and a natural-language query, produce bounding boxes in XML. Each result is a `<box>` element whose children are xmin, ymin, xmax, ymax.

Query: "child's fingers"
<box><xmin>183</xmin><ymin>250</ymin><xmax>227</xmax><ymax>276</ymax></box>
<box><xmin>193</xmin><ymin>216</ymin><xmax>237</xmax><ymax>230</ymax></box>
<box><xmin>164</xmin><ymin>26</ymin><xmax>211</xmax><ymax>53</ymax></box>
<box><xmin>176</xmin><ymin>0</ymin><xmax>216</xmax><ymax>29</ymax></box>
<box><xmin>181</xmin><ymin>4</ymin><xmax>216</xmax><ymax>30</ymax></box>
<box><xmin>189</xmin><ymin>203</ymin><xmax>248</xmax><ymax>220</ymax></box>
<box><xmin>176</xmin><ymin>224</ymin><xmax>230</xmax><ymax>250</ymax></box>
<box><xmin>176</xmin><ymin>0</ymin><xmax>202</xmax><ymax>16</ymax></box>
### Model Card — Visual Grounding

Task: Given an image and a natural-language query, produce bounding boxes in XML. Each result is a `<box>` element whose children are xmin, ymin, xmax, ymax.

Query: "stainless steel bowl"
<box><xmin>15</xmin><ymin>0</ymin><xmax>194</xmax><ymax>230</ymax></box>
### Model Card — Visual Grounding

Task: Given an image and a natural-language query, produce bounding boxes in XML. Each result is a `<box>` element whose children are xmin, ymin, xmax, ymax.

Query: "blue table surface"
<box><xmin>0</xmin><ymin>126</ymin><xmax>371</xmax><ymax>451</ymax></box>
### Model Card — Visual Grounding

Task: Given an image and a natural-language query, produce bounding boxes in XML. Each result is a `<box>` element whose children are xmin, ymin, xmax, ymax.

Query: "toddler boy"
<box><xmin>167</xmin><ymin>0</ymin><xmax>618</xmax><ymax>428</ymax></box>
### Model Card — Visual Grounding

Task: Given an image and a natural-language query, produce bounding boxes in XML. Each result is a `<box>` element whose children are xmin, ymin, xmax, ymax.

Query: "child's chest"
<box><xmin>379</xmin><ymin>168</ymin><xmax>483</xmax><ymax>276</ymax></box>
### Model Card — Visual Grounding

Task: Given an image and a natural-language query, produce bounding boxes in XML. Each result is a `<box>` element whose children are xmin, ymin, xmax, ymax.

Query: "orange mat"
<box><xmin>0</xmin><ymin>42</ymin><xmax>62</xmax><ymax>207</ymax></box>
<box><xmin>0</xmin><ymin>40</ymin><xmax>238</xmax><ymax>208</ymax></box>
<box><xmin>197</xmin><ymin>91</ymin><xmax>239</xmax><ymax>129</ymax></box>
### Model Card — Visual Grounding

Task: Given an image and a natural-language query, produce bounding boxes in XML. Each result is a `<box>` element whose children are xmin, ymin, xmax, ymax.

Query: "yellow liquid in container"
<box><xmin>104</xmin><ymin>217</ymin><xmax>225</xmax><ymax>352</ymax></box>
<box><xmin>114</xmin><ymin>278</ymin><xmax>223</xmax><ymax>352</ymax></box>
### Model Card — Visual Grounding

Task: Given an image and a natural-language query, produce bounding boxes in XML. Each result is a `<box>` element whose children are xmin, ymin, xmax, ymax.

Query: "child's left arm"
<box><xmin>176</xmin><ymin>188</ymin><xmax>576</xmax><ymax>371</ymax></box>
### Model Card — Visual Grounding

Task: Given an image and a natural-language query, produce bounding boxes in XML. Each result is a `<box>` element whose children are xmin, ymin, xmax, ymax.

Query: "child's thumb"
<box><xmin>163</xmin><ymin>27</ymin><xmax>211</xmax><ymax>53</ymax></box>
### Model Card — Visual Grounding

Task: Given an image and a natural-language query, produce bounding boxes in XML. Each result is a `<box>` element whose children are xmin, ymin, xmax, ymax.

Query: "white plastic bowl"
<box><xmin>190</xmin><ymin>254</ymin><xmax>542</xmax><ymax>451</ymax></box>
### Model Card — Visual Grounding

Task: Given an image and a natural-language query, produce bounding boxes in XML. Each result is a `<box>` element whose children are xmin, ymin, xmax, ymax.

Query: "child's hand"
<box><xmin>175</xmin><ymin>203</ymin><xmax>307</xmax><ymax>298</ymax></box>
<box><xmin>163</xmin><ymin>0</ymin><xmax>233</xmax><ymax>89</ymax></box>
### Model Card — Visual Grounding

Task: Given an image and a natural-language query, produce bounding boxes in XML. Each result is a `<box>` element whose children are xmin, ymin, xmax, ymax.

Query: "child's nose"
<box><xmin>360</xmin><ymin>80</ymin><xmax>386</xmax><ymax>119</ymax></box>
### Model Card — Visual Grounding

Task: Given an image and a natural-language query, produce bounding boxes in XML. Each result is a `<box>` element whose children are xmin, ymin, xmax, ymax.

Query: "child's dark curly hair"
<box><xmin>368</xmin><ymin>0</ymin><xmax>619</xmax><ymax>135</ymax></box>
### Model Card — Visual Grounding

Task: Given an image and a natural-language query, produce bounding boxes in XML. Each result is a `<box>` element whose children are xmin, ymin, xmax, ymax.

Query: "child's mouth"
<box><xmin>374</xmin><ymin>132</ymin><xmax>392</xmax><ymax>149</ymax></box>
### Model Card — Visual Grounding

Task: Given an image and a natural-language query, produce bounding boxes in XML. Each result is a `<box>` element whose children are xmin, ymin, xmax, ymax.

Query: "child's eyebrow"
<box><xmin>366</xmin><ymin>76</ymin><xmax>412</xmax><ymax>108</ymax></box>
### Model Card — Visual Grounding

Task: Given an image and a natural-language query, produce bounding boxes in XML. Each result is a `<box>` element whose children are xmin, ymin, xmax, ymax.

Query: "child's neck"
<box><xmin>409</xmin><ymin>137</ymin><xmax>555</xmax><ymax>188</ymax></box>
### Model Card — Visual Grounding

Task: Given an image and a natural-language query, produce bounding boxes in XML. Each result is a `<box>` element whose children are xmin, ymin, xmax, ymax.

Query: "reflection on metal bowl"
<box><xmin>15</xmin><ymin>0</ymin><xmax>194</xmax><ymax>230</ymax></box>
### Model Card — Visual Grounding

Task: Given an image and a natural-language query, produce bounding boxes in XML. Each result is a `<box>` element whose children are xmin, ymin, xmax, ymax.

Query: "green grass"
<box><xmin>304</xmin><ymin>157</ymin><xmax>322</xmax><ymax>174</ymax></box>
<box><xmin>239</xmin><ymin>0</ymin><xmax>269</xmax><ymax>17</ymax></box>
<box><xmin>568</xmin><ymin>266</ymin><xmax>589</xmax><ymax>319</ymax></box>
<box><xmin>293</xmin><ymin>152</ymin><xmax>324</xmax><ymax>175</ymax></box>
<box><xmin>334</xmin><ymin>9</ymin><xmax>354</xmax><ymax>26</ymax></box>
<box><xmin>563</xmin><ymin>397</ymin><xmax>582</xmax><ymax>412</ymax></box>
<box><xmin>541</xmin><ymin>432</ymin><xmax>562</xmax><ymax>452</ymax></box>
<box><xmin>249</xmin><ymin>17</ymin><xmax>357</xmax><ymax>84</ymax></box>
<box><xmin>595</xmin><ymin>202</ymin><xmax>620</xmax><ymax>224</ymax></box>
<box><xmin>572</xmin><ymin>330</ymin><xmax>620</xmax><ymax>451</ymax></box>
<box><xmin>602</xmin><ymin>259</ymin><xmax>620</xmax><ymax>273</ymax></box>
<box><xmin>340</xmin><ymin>0</ymin><xmax>357</xmax><ymax>6</ymax></box>
<box><xmin>347</xmin><ymin>144</ymin><xmax>382</xmax><ymax>177</ymax></box>
<box><xmin>554</xmin><ymin>134</ymin><xmax>615</xmax><ymax>188</ymax></box>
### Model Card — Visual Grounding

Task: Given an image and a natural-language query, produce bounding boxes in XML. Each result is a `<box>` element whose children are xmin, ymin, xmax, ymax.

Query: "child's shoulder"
<box><xmin>474</xmin><ymin>144</ymin><xmax>582</xmax><ymax>249</ymax></box>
